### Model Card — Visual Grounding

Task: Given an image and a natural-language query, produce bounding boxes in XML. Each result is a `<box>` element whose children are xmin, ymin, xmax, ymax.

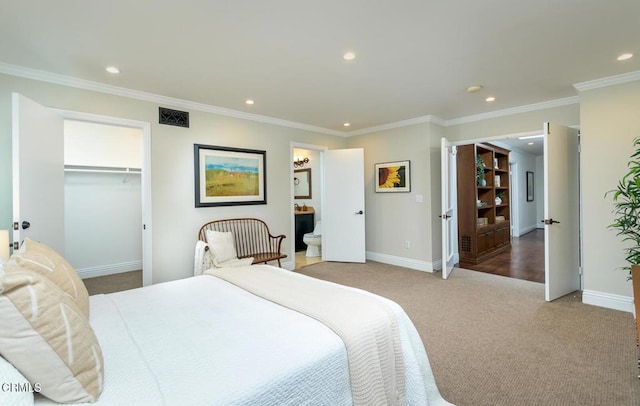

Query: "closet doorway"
<box><xmin>64</xmin><ymin>120</ymin><xmax>143</xmax><ymax>282</ymax></box>
<box><xmin>11</xmin><ymin>94</ymin><xmax>152</xmax><ymax>286</ymax></box>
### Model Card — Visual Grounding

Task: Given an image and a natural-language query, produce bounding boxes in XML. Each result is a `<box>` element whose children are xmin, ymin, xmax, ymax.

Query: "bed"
<box><xmin>0</xmin><ymin>239</ymin><xmax>452</xmax><ymax>405</ymax></box>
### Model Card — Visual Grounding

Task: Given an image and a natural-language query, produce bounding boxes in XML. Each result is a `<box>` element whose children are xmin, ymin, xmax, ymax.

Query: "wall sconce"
<box><xmin>293</xmin><ymin>155</ymin><xmax>309</xmax><ymax>168</ymax></box>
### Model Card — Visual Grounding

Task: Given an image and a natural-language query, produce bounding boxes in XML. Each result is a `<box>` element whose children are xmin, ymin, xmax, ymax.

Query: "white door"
<box><xmin>323</xmin><ymin>148</ymin><xmax>366</xmax><ymax>262</ymax></box>
<box><xmin>441</xmin><ymin>138</ymin><xmax>456</xmax><ymax>279</ymax></box>
<box><xmin>544</xmin><ymin>122</ymin><xmax>580</xmax><ymax>301</ymax></box>
<box><xmin>12</xmin><ymin>93</ymin><xmax>65</xmax><ymax>253</ymax></box>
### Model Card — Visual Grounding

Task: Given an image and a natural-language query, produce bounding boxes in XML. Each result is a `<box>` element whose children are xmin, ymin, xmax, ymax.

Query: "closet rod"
<box><xmin>64</xmin><ymin>165</ymin><xmax>141</xmax><ymax>174</ymax></box>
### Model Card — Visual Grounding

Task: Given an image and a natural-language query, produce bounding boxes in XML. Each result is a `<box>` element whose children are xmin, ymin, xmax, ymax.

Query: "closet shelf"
<box><xmin>64</xmin><ymin>165</ymin><xmax>141</xmax><ymax>174</ymax></box>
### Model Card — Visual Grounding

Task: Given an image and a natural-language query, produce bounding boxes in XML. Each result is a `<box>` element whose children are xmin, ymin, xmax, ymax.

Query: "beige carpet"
<box><xmin>83</xmin><ymin>270</ymin><xmax>142</xmax><ymax>296</ymax></box>
<box><xmin>297</xmin><ymin>261</ymin><xmax>640</xmax><ymax>406</ymax></box>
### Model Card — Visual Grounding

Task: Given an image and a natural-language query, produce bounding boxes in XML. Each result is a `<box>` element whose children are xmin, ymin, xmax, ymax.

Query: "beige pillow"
<box><xmin>4</xmin><ymin>238</ymin><xmax>89</xmax><ymax>318</ymax></box>
<box><xmin>0</xmin><ymin>270</ymin><xmax>103</xmax><ymax>403</ymax></box>
<box><xmin>205</xmin><ymin>230</ymin><xmax>238</xmax><ymax>266</ymax></box>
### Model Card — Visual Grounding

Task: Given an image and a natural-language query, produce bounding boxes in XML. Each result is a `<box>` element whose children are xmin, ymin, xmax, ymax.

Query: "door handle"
<box><xmin>541</xmin><ymin>218</ymin><xmax>560</xmax><ymax>225</ymax></box>
<box><xmin>355</xmin><ymin>210</ymin><xmax>364</xmax><ymax>215</ymax></box>
<box><xmin>21</xmin><ymin>221</ymin><xmax>31</xmax><ymax>230</ymax></box>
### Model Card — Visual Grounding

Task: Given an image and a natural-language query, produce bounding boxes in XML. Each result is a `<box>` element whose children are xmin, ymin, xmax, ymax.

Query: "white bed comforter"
<box><xmin>35</xmin><ymin>269</ymin><xmax>452</xmax><ymax>406</ymax></box>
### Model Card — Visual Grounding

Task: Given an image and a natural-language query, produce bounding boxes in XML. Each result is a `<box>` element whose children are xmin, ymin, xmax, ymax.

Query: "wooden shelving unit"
<box><xmin>457</xmin><ymin>143</ymin><xmax>511</xmax><ymax>264</ymax></box>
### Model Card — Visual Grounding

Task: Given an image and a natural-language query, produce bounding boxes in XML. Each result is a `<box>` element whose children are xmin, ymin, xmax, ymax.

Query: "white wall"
<box><xmin>579</xmin><ymin>79</ymin><xmax>640</xmax><ymax>305</ymax></box>
<box><xmin>507</xmin><ymin>149</ymin><xmax>538</xmax><ymax>235</ymax></box>
<box><xmin>64</xmin><ymin>172</ymin><xmax>142</xmax><ymax>277</ymax></box>
<box><xmin>0</xmin><ymin>73</ymin><xmax>347</xmax><ymax>283</ymax></box>
<box><xmin>64</xmin><ymin>121</ymin><xmax>143</xmax><ymax>278</ymax></box>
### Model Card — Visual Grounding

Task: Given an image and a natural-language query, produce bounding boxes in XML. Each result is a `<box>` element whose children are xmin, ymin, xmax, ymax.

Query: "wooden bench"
<box><xmin>198</xmin><ymin>218</ymin><xmax>287</xmax><ymax>267</ymax></box>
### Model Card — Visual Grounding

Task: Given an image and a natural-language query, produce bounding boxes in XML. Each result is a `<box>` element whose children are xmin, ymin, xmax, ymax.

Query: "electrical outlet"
<box><xmin>404</xmin><ymin>240</ymin><xmax>411</xmax><ymax>249</ymax></box>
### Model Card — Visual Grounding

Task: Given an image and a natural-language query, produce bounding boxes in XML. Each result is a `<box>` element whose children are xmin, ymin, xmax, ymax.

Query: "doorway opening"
<box><xmin>450</xmin><ymin>132</ymin><xmax>546</xmax><ymax>283</ymax></box>
<box><xmin>60</xmin><ymin>111</ymin><xmax>153</xmax><ymax>287</ymax></box>
<box><xmin>64</xmin><ymin>120</ymin><xmax>143</xmax><ymax>286</ymax></box>
<box><xmin>291</xmin><ymin>144</ymin><xmax>326</xmax><ymax>270</ymax></box>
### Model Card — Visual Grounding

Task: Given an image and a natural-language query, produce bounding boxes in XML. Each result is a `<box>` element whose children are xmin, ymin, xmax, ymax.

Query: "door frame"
<box><xmin>289</xmin><ymin>142</ymin><xmax>327</xmax><ymax>270</ymax></box>
<box><xmin>442</xmin><ymin>128</ymin><xmax>583</xmax><ymax>294</ymax></box>
<box><xmin>56</xmin><ymin>109</ymin><xmax>153</xmax><ymax>286</ymax></box>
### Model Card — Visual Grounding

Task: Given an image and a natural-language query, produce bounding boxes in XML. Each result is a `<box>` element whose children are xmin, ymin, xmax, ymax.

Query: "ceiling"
<box><xmin>1</xmin><ymin>1</ymin><xmax>639</xmax><ymax>134</ymax></box>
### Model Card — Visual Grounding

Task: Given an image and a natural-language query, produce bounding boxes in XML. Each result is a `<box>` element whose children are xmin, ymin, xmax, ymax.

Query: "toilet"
<box><xmin>303</xmin><ymin>221</ymin><xmax>322</xmax><ymax>257</ymax></box>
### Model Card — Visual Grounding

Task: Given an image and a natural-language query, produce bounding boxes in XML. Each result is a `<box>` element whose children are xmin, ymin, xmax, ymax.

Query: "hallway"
<box><xmin>459</xmin><ymin>229</ymin><xmax>545</xmax><ymax>283</ymax></box>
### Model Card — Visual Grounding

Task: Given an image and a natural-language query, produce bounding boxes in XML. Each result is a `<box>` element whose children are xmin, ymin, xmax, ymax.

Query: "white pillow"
<box><xmin>0</xmin><ymin>355</ymin><xmax>33</xmax><ymax>406</ymax></box>
<box><xmin>205</xmin><ymin>231</ymin><xmax>238</xmax><ymax>266</ymax></box>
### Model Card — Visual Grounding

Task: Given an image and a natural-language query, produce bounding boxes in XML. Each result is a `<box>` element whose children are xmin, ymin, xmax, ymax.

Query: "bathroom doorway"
<box><xmin>290</xmin><ymin>143</ymin><xmax>326</xmax><ymax>270</ymax></box>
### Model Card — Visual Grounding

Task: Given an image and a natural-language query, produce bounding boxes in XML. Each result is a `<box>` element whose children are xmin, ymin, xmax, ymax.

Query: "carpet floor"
<box><xmin>297</xmin><ymin>261</ymin><xmax>640</xmax><ymax>406</ymax></box>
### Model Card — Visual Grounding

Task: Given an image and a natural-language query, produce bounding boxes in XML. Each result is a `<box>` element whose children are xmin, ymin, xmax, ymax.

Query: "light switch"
<box><xmin>415</xmin><ymin>194</ymin><xmax>424</xmax><ymax>203</ymax></box>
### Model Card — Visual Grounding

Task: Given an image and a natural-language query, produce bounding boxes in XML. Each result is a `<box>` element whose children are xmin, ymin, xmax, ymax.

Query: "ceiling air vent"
<box><xmin>159</xmin><ymin>107</ymin><xmax>189</xmax><ymax>128</ymax></box>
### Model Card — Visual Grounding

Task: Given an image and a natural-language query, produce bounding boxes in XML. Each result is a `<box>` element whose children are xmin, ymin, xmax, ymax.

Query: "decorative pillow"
<box><xmin>0</xmin><ymin>270</ymin><xmax>104</xmax><ymax>403</ymax></box>
<box><xmin>205</xmin><ymin>231</ymin><xmax>239</xmax><ymax>266</ymax></box>
<box><xmin>0</xmin><ymin>355</ymin><xmax>33</xmax><ymax>406</ymax></box>
<box><xmin>3</xmin><ymin>238</ymin><xmax>89</xmax><ymax>318</ymax></box>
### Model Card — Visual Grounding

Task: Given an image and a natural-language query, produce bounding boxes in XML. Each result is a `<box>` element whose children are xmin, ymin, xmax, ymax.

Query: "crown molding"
<box><xmin>346</xmin><ymin>114</ymin><xmax>446</xmax><ymax>136</ymax></box>
<box><xmin>0</xmin><ymin>62</ymin><xmax>346</xmax><ymax>137</ymax></box>
<box><xmin>573</xmin><ymin>70</ymin><xmax>640</xmax><ymax>92</ymax></box>
<box><xmin>445</xmin><ymin>96</ymin><xmax>580</xmax><ymax>127</ymax></box>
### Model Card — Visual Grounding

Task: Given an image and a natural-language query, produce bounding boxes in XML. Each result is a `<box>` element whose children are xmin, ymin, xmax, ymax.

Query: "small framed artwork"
<box><xmin>526</xmin><ymin>171</ymin><xmax>534</xmax><ymax>202</ymax></box>
<box><xmin>375</xmin><ymin>160</ymin><xmax>411</xmax><ymax>193</ymax></box>
<box><xmin>194</xmin><ymin>144</ymin><xmax>266</xmax><ymax>207</ymax></box>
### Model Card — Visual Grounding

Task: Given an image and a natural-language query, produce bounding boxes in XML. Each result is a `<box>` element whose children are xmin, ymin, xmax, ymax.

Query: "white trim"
<box><xmin>573</xmin><ymin>70</ymin><xmax>640</xmax><ymax>92</ymax></box>
<box><xmin>366</xmin><ymin>251</ymin><xmax>436</xmax><ymax>273</ymax></box>
<box><xmin>77</xmin><ymin>261</ymin><xmax>142</xmax><ymax>279</ymax></box>
<box><xmin>0</xmin><ymin>62</ymin><xmax>344</xmax><ymax>137</ymax></box>
<box><xmin>445</xmin><ymin>97</ymin><xmax>580</xmax><ymax>127</ymax></box>
<box><xmin>280</xmin><ymin>259</ymin><xmax>296</xmax><ymax>271</ymax></box>
<box><xmin>347</xmin><ymin>115</ymin><xmax>446</xmax><ymax>136</ymax></box>
<box><xmin>582</xmin><ymin>289</ymin><xmax>634</xmax><ymax>314</ymax></box>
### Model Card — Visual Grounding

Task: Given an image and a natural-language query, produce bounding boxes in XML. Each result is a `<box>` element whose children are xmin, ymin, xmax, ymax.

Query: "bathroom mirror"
<box><xmin>294</xmin><ymin>168</ymin><xmax>312</xmax><ymax>199</ymax></box>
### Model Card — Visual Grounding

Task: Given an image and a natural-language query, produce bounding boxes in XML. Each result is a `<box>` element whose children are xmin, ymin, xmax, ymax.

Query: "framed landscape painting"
<box><xmin>194</xmin><ymin>144</ymin><xmax>266</xmax><ymax>207</ymax></box>
<box><xmin>375</xmin><ymin>160</ymin><xmax>411</xmax><ymax>193</ymax></box>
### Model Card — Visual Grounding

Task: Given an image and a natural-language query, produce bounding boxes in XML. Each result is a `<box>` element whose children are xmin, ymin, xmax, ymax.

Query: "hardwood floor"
<box><xmin>458</xmin><ymin>229</ymin><xmax>545</xmax><ymax>283</ymax></box>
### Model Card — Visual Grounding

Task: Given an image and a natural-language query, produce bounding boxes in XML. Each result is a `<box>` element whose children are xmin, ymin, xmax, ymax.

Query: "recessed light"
<box><xmin>105</xmin><ymin>66</ymin><xmax>120</xmax><ymax>74</ymax></box>
<box><xmin>343</xmin><ymin>51</ymin><xmax>356</xmax><ymax>61</ymax></box>
<box><xmin>343</xmin><ymin>123</ymin><xmax>351</xmax><ymax>127</ymax></box>
<box><xmin>466</xmin><ymin>85</ymin><xmax>483</xmax><ymax>93</ymax></box>
<box><xmin>617</xmin><ymin>53</ymin><xmax>633</xmax><ymax>61</ymax></box>
<box><xmin>485</xmin><ymin>96</ymin><xmax>496</xmax><ymax>102</ymax></box>
<box><xmin>245</xmin><ymin>99</ymin><xmax>255</xmax><ymax>105</ymax></box>
<box><xmin>528</xmin><ymin>142</ymin><xmax>534</xmax><ymax>146</ymax></box>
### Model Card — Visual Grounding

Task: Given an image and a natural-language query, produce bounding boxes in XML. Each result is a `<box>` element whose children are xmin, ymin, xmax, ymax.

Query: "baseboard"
<box><xmin>365</xmin><ymin>251</ymin><xmax>436</xmax><ymax>273</ymax></box>
<box><xmin>516</xmin><ymin>224</ymin><xmax>538</xmax><ymax>237</ymax></box>
<box><xmin>77</xmin><ymin>260</ymin><xmax>143</xmax><ymax>279</ymax></box>
<box><xmin>582</xmin><ymin>289</ymin><xmax>634</xmax><ymax>314</ymax></box>
<box><xmin>281</xmin><ymin>259</ymin><xmax>296</xmax><ymax>271</ymax></box>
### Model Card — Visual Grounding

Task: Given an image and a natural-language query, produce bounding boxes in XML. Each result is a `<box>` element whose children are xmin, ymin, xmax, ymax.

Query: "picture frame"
<box><xmin>526</xmin><ymin>171</ymin><xmax>534</xmax><ymax>202</ymax></box>
<box><xmin>294</xmin><ymin>168</ymin><xmax>312</xmax><ymax>199</ymax></box>
<box><xmin>375</xmin><ymin>160</ymin><xmax>411</xmax><ymax>193</ymax></box>
<box><xmin>194</xmin><ymin>144</ymin><xmax>266</xmax><ymax>207</ymax></box>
